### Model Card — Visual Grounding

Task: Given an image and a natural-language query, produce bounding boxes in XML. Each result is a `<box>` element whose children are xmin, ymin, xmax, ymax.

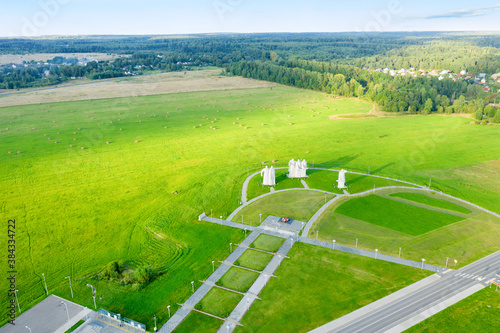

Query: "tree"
<box><xmin>424</xmin><ymin>98</ymin><xmax>433</xmax><ymax>114</ymax></box>
<box><xmin>475</xmin><ymin>109</ymin><xmax>483</xmax><ymax>121</ymax></box>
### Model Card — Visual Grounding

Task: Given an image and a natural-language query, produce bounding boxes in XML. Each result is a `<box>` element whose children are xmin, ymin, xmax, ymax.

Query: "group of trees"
<box><xmin>100</xmin><ymin>260</ymin><xmax>158</xmax><ymax>287</ymax></box>
<box><xmin>227</xmin><ymin>59</ymin><xmax>500</xmax><ymax>119</ymax></box>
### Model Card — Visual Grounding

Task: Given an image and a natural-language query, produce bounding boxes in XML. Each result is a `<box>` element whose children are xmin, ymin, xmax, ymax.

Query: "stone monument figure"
<box><xmin>337</xmin><ymin>169</ymin><xmax>347</xmax><ymax>189</ymax></box>
<box><xmin>269</xmin><ymin>166</ymin><xmax>276</xmax><ymax>185</ymax></box>
<box><xmin>288</xmin><ymin>159</ymin><xmax>296</xmax><ymax>178</ymax></box>
<box><xmin>287</xmin><ymin>159</ymin><xmax>308</xmax><ymax>178</ymax></box>
<box><xmin>261</xmin><ymin>166</ymin><xmax>275</xmax><ymax>186</ymax></box>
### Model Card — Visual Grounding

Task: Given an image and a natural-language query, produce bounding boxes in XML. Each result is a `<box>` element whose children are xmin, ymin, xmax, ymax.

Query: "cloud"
<box><xmin>424</xmin><ymin>4</ymin><xmax>500</xmax><ymax>19</ymax></box>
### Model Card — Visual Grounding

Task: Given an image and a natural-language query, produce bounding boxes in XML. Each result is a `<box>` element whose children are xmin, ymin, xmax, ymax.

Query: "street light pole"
<box><xmin>65</xmin><ymin>276</ymin><xmax>73</xmax><ymax>298</ymax></box>
<box><xmin>399</xmin><ymin>247</ymin><xmax>402</xmax><ymax>258</ymax></box>
<box><xmin>167</xmin><ymin>305</ymin><xmax>171</xmax><ymax>318</ymax></box>
<box><xmin>61</xmin><ymin>301</ymin><xmax>70</xmax><ymax>323</ymax></box>
<box><xmin>375</xmin><ymin>249</ymin><xmax>378</xmax><ymax>259</ymax></box>
<box><xmin>241</xmin><ymin>215</ymin><xmax>243</xmax><ymax>224</ymax></box>
<box><xmin>191</xmin><ymin>281</ymin><xmax>194</xmax><ymax>293</ymax></box>
<box><xmin>86</xmin><ymin>284</ymin><xmax>96</xmax><ymax>309</ymax></box>
<box><xmin>211</xmin><ymin>209</ymin><xmax>213</xmax><ymax>218</ymax></box>
<box><xmin>454</xmin><ymin>259</ymin><xmax>458</xmax><ymax>269</ymax></box>
<box><xmin>14</xmin><ymin>290</ymin><xmax>21</xmax><ymax>313</ymax></box>
<box><xmin>316</xmin><ymin>230</ymin><xmax>318</xmax><ymax>240</ymax></box>
<box><xmin>42</xmin><ymin>273</ymin><xmax>48</xmax><ymax>295</ymax></box>
<box><xmin>154</xmin><ymin>314</ymin><xmax>157</xmax><ymax>332</ymax></box>
<box><xmin>259</xmin><ymin>214</ymin><xmax>262</xmax><ymax>224</ymax></box>
<box><xmin>244</xmin><ymin>228</ymin><xmax>247</xmax><ymax>237</ymax></box>
<box><xmin>421</xmin><ymin>258</ymin><xmax>425</xmax><ymax>270</ymax></box>
<box><xmin>332</xmin><ymin>240</ymin><xmax>336</xmax><ymax>250</ymax></box>
<box><xmin>212</xmin><ymin>260</ymin><xmax>215</xmax><ymax>272</ymax></box>
<box><xmin>355</xmin><ymin>238</ymin><xmax>358</xmax><ymax>248</ymax></box>
<box><xmin>445</xmin><ymin>257</ymin><xmax>449</xmax><ymax>269</ymax></box>
<box><xmin>230</xmin><ymin>243</ymin><xmax>233</xmax><ymax>252</ymax></box>
<box><xmin>25</xmin><ymin>326</ymin><xmax>32</xmax><ymax>333</ymax></box>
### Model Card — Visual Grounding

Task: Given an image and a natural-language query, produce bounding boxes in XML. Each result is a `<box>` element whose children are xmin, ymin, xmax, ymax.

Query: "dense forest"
<box><xmin>1</xmin><ymin>32</ymin><xmax>499</xmax><ymax>120</ymax></box>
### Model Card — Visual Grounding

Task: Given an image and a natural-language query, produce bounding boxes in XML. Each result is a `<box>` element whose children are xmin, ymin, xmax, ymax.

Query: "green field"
<box><xmin>234</xmin><ymin>249</ymin><xmax>274</xmax><ymax>271</ymax></box>
<box><xmin>216</xmin><ymin>267</ymin><xmax>260</xmax><ymax>293</ymax></box>
<box><xmin>250</xmin><ymin>235</ymin><xmax>285</xmax><ymax>253</ymax></box>
<box><xmin>313</xmin><ymin>190</ymin><xmax>500</xmax><ymax>266</ymax></box>
<box><xmin>389</xmin><ymin>191</ymin><xmax>472</xmax><ymax>214</ymax></box>
<box><xmin>236</xmin><ymin>242</ymin><xmax>432</xmax><ymax>333</ymax></box>
<box><xmin>405</xmin><ymin>287</ymin><xmax>500</xmax><ymax>333</ymax></box>
<box><xmin>174</xmin><ymin>311</ymin><xmax>222</xmax><ymax>333</ymax></box>
<box><xmin>1</xmin><ymin>82</ymin><xmax>500</xmax><ymax>328</ymax></box>
<box><xmin>334</xmin><ymin>194</ymin><xmax>464</xmax><ymax>235</ymax></box>
<box><xmin>233</xmin><ymin>190</ymin><xmax>334</xmax><ymax>226</ymax></box>
<box><xmin>194</xmin><ymin>288</ymin><xmax>242</xmax><ymax>318</ymax></box>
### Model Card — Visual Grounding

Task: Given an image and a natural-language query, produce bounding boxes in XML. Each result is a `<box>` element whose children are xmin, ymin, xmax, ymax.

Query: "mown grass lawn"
<box><xmin>195</xmin><ymin>288</ymin><xmax>243</xmax><ymax>318</ymax></box>
<box><xmin>313</xmin><ymin>190</ymin><xmax>500</xmax><ymax>267</ymax></box>
<box><xmin>174</xmin><ymin>311</ymin><xmax>222</xmax><ymax>333</ymax></box>
<box><xmin>405</xmin><ymin>287</ymin><xmax>500</xmax><ymax>333</ymax></box>
<box><xmin>250</xmin><ymin>235</ymin><xmax>285</xmax><ymax>253</ymax></box>
<box><xmin>235</xmin><ymin>249</ymin><xmax>274</xmax><ymax>271</ymax></box>
<box><xmin>390</xmin><ymin>191</ymin><xmax>472</xmax><ymax>214</ymax></box>
<box><xmin>236</xmin><ymin>242</ymin><xmax>432</xmax><ymax>333</ymax></box>
<box><xmin>335</xmin><ymin>194</ymin><xmax>464</xmax><ymax>235</ymax></box>
<box><xmin>233</xmin><ymin>190</ymin><xmax>334</xmax><ymax>226</ymax></box>
<box><xmin>216</xmin><ymin>267</ymin><xmax>260</xmax><ymax>293</ymax></box>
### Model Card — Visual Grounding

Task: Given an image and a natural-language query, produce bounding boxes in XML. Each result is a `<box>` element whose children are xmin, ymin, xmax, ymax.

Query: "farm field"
<box><xmin>1</xmin><ymin>82</ymin><xmax>500</xmax><ymax>328</ymax></box>
<box><xmin>405</xmin><ymin>286</ymin><xmax>500</xmax><ymax>333</ymax></box>
<box><xmin>312</xmin><ymin>189</ymin><xmax>500</xmax><ymax>267</ymax></box>
<box><xmin>235</xmin><ymin>242</ymin><xmax>432</xmax><ymax>333</ymax></box>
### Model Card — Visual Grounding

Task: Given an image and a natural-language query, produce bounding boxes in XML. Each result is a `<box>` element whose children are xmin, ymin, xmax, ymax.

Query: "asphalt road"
<box><xmin>330</xmin><ymin>250</ymin><xmax>500</xmax><ymax>333</ymax></box>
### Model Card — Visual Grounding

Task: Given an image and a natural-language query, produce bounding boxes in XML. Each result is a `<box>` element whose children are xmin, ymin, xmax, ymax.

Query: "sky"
<box><xmin>1</xmin><ymin>0</ymin><xmax>500</xmax><ymax>37</ymax></box>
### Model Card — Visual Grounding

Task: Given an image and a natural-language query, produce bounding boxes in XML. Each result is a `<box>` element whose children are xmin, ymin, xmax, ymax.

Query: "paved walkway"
<box><xmin>159</xmin><ymin>230</ymin><xmax>262</xmax><ymax>333</ymax></box>
<box><xmin>299</xmin><ymin>237</ymin><xmax>442</xmax><ymax>273</ymax></box>
<box><xmin>218</xmin><ymin>237</ymin><xmax>295</xmax><ymax>333</ymax></box>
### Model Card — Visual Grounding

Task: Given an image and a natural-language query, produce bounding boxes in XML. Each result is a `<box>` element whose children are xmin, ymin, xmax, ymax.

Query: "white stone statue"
<box><xmin>261</xmin><ymin>166</ymin><xmax>276</xmax><ymax>186</ymax></box>
<box><xmin>337</xmin><ymin>169</ymin><xmax>347</xmax><ymax>189</ymax></box>
<box><xmin>288</xmin><ymin>159</ymin><xmax>296</xmax><ymax>178</ymax></box>
<box><xmin>300</xmin><ymin>160</ymin><xmax>307</xmax><ymax>177</ymax></box>
<box><xmin>269</xmin><ymin>166</ymin><xmax>276</xmax><ymax>185</ymax></box>
<box><xmin>287</xmin><ymin>159</ymin><xmax>307</xmax><ymax>178</ymax></box>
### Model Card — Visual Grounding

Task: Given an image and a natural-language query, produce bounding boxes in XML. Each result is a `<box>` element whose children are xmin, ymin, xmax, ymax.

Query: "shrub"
<box><xmin>134</xmin><ymin>266</ymin><xmax>157</xmax><ymax>284</ymax></box>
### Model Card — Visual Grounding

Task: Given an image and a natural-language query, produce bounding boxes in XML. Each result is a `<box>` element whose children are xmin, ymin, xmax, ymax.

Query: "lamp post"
<box><xmin>454</xmin><ymin>259</ymin><xmax>457</xmax><ymax>269</ymax></box>
<box><xmin>211</xmin><ymin>209</ymin><xmax>213</xmax><ymax>218</ymax></box>
<box><xmin>375</xmin><ymin>249</ymin><xmax>378</xmax><ymax>259</ymax></box>
<box><xmin>259</xmin><ymin>214</ymin><xmax>262</xmax><ymax>224</ymax></box>
<box><xmin>212</xmin><ymin>260</ymin><xmax>215</xmax><ymax>272</ymax></box>
<box><xmin>25</xmin><ymin>326</ymin><xmax>32</xmax><ymax>333</ymax></box>
<box><xmin>86</xmin><ymin>284</ymin><xmax>96</xmax><ymax>309</ymax></box>
<box><xmin>399</xmin><ymin>247</ymin><xmax>402</xmax><ymax>258</ymax></box>
<box><xmin>244</xmin><ymin>228</ymin><xmax>247</xmax><ymax>237</ymax></box>
<box><xmin>61</xmin><ymin>301</ymin><xmax>70</xmax><ymax>324</ymax></box>
<box><xmin>316</xmin><ymin>230</ymin><xmax>318</xmax><ymax>240</ymax></box>
<box><xmin>154</xmin><ymin>314</ymin><xmax>157</xmax><ymax>332</ymax></box>
<box><xmin>167</xmin><ymin>305</ymin><xmax>171</xmax><ymax>318</ymax></box>
<box><xmin>445</xmin><ymin>257</ymin><xmax>449</xmax><ymax>269</ymax></box>
<box><xmin>230</xmin><ymin>243</ymin><xmax>233</xmax><ymax>252</ymax></box>
<box><xmin>421</xmin><ymin>259</ymin><xmax>425</xmax><ymax>270</ymax></box>
<box><xmin>14</xmin><ymin>290</ymin><xmax>21</xmax><ymax>313</ymax></box>
<box><xmin>246</xmin><ymin>297</ymin><xmax>250</xmax><ymax>311</ymax></box>
<box><xmin>356</xmin><ymin>238</ymin><xmax>358</xmax><ymax>248</ymax></box>
<box><xmin>65</xmin><ymin>276</ymin><xmax>73</xmax><ymax>298</ymax></box>
<box><xmin>241</xmin><ymin>215</ymin><xmax>243</xmax><ymax>224</ymax></box>
<box><xmin>42</xmin><ymin>273</ymin><xmax>48</xmax><ymax>295</ymax></box>
<box><xmin>324</xmin><ymin>192</ymin><xmax>327</xmax><ymax>203</ymax></box>
<box><xmin>332</xmin><ymin>240</ymin><xmax>336</xmax><ymax>250</ymax></box>
<box><xmin>191</xmin><ymin>281</ymin><xmax>194</xmax><ymax>293</ymax></box>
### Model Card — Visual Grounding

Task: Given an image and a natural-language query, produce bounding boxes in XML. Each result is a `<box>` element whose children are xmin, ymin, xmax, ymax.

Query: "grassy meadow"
<box><xmin>1</xmin><ymin>82</ymin><xmax>500</xmax><ymax>328</ymax></box>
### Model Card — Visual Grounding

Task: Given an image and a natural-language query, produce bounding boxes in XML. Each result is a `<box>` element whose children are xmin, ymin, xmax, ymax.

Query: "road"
<box><xmin>320</xmin><ymin>250</ymin><xmax>500</xmax><ymax>333</ymax></box>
